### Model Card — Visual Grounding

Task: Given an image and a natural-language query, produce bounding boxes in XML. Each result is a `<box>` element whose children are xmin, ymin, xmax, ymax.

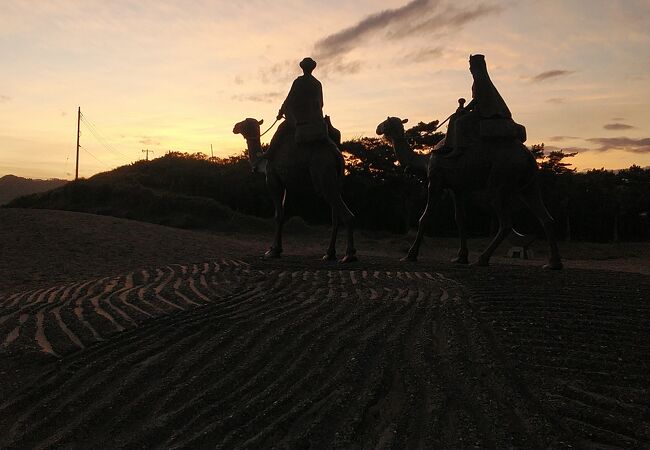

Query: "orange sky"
<box><xmin>1</xmin><ymin>0</ymin><xmax>649</xmax><ymax>179</ymax></box>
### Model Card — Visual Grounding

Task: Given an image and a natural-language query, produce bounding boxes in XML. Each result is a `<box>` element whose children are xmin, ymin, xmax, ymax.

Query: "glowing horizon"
<box><xmin>2</xmin><ymin>0</ymin><xmax>649</xmax><ymax>179</ymax></box>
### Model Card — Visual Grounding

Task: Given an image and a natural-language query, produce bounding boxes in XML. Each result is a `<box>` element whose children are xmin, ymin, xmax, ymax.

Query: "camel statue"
<box><xmin>376</xmin><ymin>116</ymin><xmax>562</xmax><ymax>269</ymax></box>
<box><xmin>233</xmin><ymin>118</ymin><xmax>357</xmax><ymax>262</ymax></box>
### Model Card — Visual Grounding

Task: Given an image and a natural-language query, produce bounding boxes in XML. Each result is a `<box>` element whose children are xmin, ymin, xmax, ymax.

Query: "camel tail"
<box><xmin>516</xmin><ymin>143</ymin><xmax>541</xmax><ymax>193</ymax></box>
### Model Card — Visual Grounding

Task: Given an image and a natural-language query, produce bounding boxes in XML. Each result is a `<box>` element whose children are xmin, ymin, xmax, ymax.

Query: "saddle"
<box><xmin>295</xmin><ymin>120</ymin><xmax>328</xmax><ymax>144</ymax></box>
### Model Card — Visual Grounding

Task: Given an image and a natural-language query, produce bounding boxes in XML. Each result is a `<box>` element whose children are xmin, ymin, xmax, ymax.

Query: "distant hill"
<box><xmin>5</xmin><ymin>153</ymin><xmax>274</xmax><ymax>232</ymax></box>
<box><xmin>0</xmin><ymin>175</ymin><xmax>67</xmax><ymax>205</ymax></box>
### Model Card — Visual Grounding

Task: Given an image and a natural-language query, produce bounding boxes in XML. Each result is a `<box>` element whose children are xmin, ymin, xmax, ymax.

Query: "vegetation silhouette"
<box><xmin>5</xmin><ymin>144</ymin><xmax>649</xmax><ymax>243</ymax></box>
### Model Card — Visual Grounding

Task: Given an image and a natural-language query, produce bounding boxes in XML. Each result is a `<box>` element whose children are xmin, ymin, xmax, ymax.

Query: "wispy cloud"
<box><xmin>404</xmin><ymin>46</ymin><xmax>444</xmax><ymax>63</ymax></box>
<box><xmin>139</xmin><ymin>137</ymin><xmax>160</xmax><ymax>146</ymax></box>
<box><xmin>313</xmin><ymin>0</ymin><xmax>433</xmax><ymax>60</ymax></box>
<box><xmin>531</xmin><ymin>70</ymin><xmax>574</xmax><ymax>82</ymax></box>
<box><xmin>604</xmin><ymin>123</ymin><xmax>634</xmax><ymax>130</ymax></box>
<box><xmin>586</xmin><ymin>137</ymin><xmax>650</xmax><ymax>154</ymax></box>
<box><xmin>258</xmin><ymin>60</ymin><xmax>294</xmax><ymax>84</ymax></box>
<box><xmin>549</xmin><ymin>135</ymin><xmax>580</xmax><ymax>141</ymax></box>
<box><xmin>231</xmin><ymin>92</ymin><xmax>283</xmax><ymax>103</ymax></box>
<box><xmin>546</xmin><ymin>97</ymin><xmax>565</xmax><ymax>104</ymax></box>
<box><xmin>311</xmin><ymin>0</ymin><xmax>501</xmax><ymax>75</ymax></box>
<box><xmin>0</xmin><ymin>95</ymin><xmax>11</xmax><ymax>103</ymax></box>
<box><xmin>390</xmin><ymin>2</ymin><xmax>503</xmax><ymax>39</ymax></box>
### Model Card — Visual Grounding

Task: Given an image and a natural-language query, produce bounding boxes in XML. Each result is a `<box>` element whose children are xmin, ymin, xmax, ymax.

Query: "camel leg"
<box><xmin>319</xmin><ymin>183</ymin><xmax>356</xmax><ymax>262</ymax></box>
<box><xmin>403</xmin><ymin>181</ymin><xmax>437</xmax><ymax>262</ymax></box>
<box><xmin>323</xmin><ymin>209</ymin><xmax>339</xmax><ymax>261</ymax></box>
<box><xmin>451</xmin><ymin>191</ymin><xmax>469</xmax><ymax>264</ymax></box>
<box><xmin>265</xmin><ymin>176</ymin><xmax>285</xmax><ymax>258</ymax></box>
<box><xmin>336</xmin><ymin>196</ymin><xmax>357</xmax><ymax>263</ymax></box>
<box><xmin>475</xmin><ymin>191</ymin><xmax>512</xmax><ymax>266</ymax></box>
<box><xmin>519</xmin><ymin>183</ymin><xmax>563</xmax><ymax>270</ymax></box>
<box><xmin>310</xmin><ymin>148</ymin><xmax>356</xmax><ymax>263</ymax></box>
<box><xmin>319</xmin><ymin>191</ymin><xmax>355</xmax><ymax>263</ymax></box>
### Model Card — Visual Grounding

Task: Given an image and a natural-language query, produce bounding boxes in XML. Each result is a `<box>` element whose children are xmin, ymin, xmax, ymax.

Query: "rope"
<box><xmin>433</xmin><ymin>113</ymin><xmax>454</xmax><ymax>131</ymax></box>
<box><xmin>260</xmin><ymin>118</ymin><xmax>280</xmax><ymax>137</ymax></box>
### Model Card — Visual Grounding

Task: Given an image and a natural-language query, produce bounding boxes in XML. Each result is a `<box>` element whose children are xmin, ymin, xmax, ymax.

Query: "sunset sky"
<box><xmin>1</xmin><ymin>0</ymin><xmax>649</xmax><ymax>179</ymax></box>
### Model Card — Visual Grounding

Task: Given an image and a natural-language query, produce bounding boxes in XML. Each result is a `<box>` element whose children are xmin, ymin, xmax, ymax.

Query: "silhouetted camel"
<box><xmin>376</xmin><ymin>116</ymin><xmax>562</xmax><ymax>269</ymax></box>
<box><xmin>233</xmin><ymin>118</ymin><xmax>357</xmax><ymax>262</ymax></box>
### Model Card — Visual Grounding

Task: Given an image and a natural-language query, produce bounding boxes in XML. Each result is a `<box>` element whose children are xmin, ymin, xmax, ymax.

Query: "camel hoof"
<box><xmin>400</xmin><ymin>255</ymin><xmax>417</xmax><ymax>262</ymax></box>
<box><xmin>322</xmin><ymin>253</ymin><xmax>337</xmax><ymax>261</ymax></box>
<box><xmin>264</xmin><ymin>248</ymin><xmax>282</xmax><ymax>259</ymax></box>
<box><xmin>340</xmin><ymin>254</ymin><xmax>358</xmax><ymax>264</ymax></box>
<box><xmin>543</xmin><ymin>261</ymin><xmax>563</xmax><ymax>270</ymax></box>
<box><xmin>451</xmin><ymin>256</ymin><xmax>469</xmax><ymax>264</ymax></box>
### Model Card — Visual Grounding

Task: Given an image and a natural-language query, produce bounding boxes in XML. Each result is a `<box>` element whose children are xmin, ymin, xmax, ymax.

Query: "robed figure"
<box><xmin>446</xmin><ymin>54</ymin><xmax>522</xmax><ymax>158</ymax></box>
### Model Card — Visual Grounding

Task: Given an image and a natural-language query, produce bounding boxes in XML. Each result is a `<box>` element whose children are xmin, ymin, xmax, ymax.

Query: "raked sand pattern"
<box><xmin>0</xmin><ymin>259</ymin><xmax>561</xmax><ymax>448</ymax></box>
<box><xmin>0</xmin><ymin>257</ymin><xmax>648</xmax><ymax>448</ymax></box>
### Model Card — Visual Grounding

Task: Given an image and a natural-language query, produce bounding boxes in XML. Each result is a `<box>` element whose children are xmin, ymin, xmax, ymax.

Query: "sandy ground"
<box><xmin>0</xmin><ymin>208</ymin><xmax>648</xmax><ymax>448</ymax></box>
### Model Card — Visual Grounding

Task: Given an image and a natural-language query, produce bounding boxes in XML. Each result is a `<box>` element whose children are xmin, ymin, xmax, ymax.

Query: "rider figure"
<box><xmin>261</xmin><ymin>57</ymin><xmax>328</xmax><ymax>166</ymax></box>
<box><xmin>445</xmin><ymin>54</ymin><xmax>512</xmax><ymax>158</ymax></box>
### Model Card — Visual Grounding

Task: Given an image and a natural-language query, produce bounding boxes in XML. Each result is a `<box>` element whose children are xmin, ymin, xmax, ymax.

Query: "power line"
<box><xmin>79</xmin><ymin>145</ymin><xmax>108</xmax><ymax>168</ymax></box>
<box><xmin>79</xmin><ymin>113</ymin><xmax>129</xmax><ymax>159</ymax></box>
<box><xmin>80</xmin><ymin>115</ymin><xmax>127</xmax><ymax>160</ymax></box>
<box><xmin>80</xmin><ymin>113</ymin><xmax>119</xmax><ymax>154</ymax></box>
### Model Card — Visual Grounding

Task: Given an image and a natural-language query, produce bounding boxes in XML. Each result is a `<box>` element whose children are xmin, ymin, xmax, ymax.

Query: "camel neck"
<box><xmin>246</xmin><ymin>137</ymin><xmax>267</xmax><ymax>174</ymax></box>
<box><xmin>392</xmin><ymin>136</ymin><xmax>428</xmax><ymax>174</ymax></box>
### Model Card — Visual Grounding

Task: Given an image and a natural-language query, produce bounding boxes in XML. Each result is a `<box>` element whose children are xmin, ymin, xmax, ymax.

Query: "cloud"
<box><xmin>319</xmin><ymin>59</ymin><xmax>363</xmax><ymax>78</ymax></box>
<box><xmin>139</xmin><ymin>137</ymin><xmax>160</xmax><ymax>146</ymax></box>
<box><xmin>404</xmin><ymin>46</ymin><xmax>444</xmax><ymax>63</ymax></box>
<box><xmin>603</xmin><ymin>123</ymin><xmax>634</xmax><ymax>130</ymax></box>
<box><xmin>0</xmin><ymin>95</ymin><xmax>11</xmax><ymax>103</ymax></box>
<box><xmin>546</xmin><ymin>97</ymin><xmax>565</xmax><ymax>104</ymax></box>
<box><xmin>391</xmin><ymin>2</ymin><xmax>503</xmax><ymax>39</ymax></box>
<box><xmin>549</xmin><ymin>135</ymin><xmax>579</xmax><ymax>142</ymax></box>
<box><xmin>543</xmin><ymin>144</ymin><xmax>589</xmax><ymax>153</ymax></box>
<box><xmin>312</xmin><ymin>0</ymin><xmax>501</xmax><ymax>64</ymax></box>
<box><xmin>586</xmin><ymin>137</ymin><xmax>650</xmax><ymax>154</ymax></box>
<box><xmin>231</xmin><ymin>91</ymin><xmax>283</xmax><ymax>103</ymax></box>
<box><xmin>257</xmin><ymin>1</ymin><xmax>498</xmax><ymax>81</ymax></box>
<box><xmin>531</xmin><ymin>70</ymin><xmax>574</xmax><ymax>82</ymax></box>
<box><xmin>313</xmin><ymin>0</ymin><xmax>433</xmax><ymax>60</ymax></box>
<box><xmin>258</xmin><ymin>60</ymin><xmax>294</xmax><ymax>84</ymax></box>
<box><xmin>234</xmin><ymin>75</ymin><xmax>244</xmax><ymax>85</ymax></box>
<box><xmin>611</xmin><ymin>117</ymin><xmax>625</xmax><ymax>121</ymax></box>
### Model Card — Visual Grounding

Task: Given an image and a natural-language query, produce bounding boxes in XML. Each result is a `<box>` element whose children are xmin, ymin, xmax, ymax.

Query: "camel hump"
<box><xmin>479</xmin><ymin>118</ymin><xmax>527</xmax><ymax>143</ymax></box>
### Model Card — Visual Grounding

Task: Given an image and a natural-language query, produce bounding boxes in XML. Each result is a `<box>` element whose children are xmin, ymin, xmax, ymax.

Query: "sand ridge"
<box><xmin>0</xmin><ymin>208</ymin><xmax>648</xmax><ymax>447</ymax></box>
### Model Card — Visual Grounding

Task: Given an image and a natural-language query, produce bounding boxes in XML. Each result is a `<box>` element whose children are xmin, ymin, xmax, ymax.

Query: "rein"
<box><xmin>434</xmin><ymin>112</ymin><xmax>454</xmax><ymax>131</ymax></box>
<box><xmin>260</xmin><ymin>118</ymin><xmax>280</xmax><ymax>137</ymax></box>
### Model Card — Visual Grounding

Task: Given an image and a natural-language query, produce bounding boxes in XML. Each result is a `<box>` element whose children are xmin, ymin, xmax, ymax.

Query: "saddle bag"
<box><xmin>295</xmin><ymin>120</ymin><xmax>328</xmax><ymax>144</ymax></box>
<box><xmin>479</xmin><ymin>118</ymin><xmax>527</xmax><ymax>143</ymax></box>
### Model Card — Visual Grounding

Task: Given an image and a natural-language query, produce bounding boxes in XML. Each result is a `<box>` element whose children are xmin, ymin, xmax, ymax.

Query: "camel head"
<box><xmin>233</xmin><ymin>118</ymin><xmax>264</xmax><ymax>140</ymax></box>
<box><xmin>376</xmin><ymin>116</ymin><xmax>408</xmax><ymax>141</ymax></box>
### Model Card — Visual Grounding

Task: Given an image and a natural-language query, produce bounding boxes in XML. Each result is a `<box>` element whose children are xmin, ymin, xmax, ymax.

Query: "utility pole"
<box><xmin>211</xmin><ymin>143</ymin><xmax>213</xmax><ymax>158</ymax></box>
<box><xmin>75</xmin><ymin>106</ymin><xmax>80</xmax><ymax>181</ymax></box>
<box><xmin>142</xmin><ymin>149</ymin><xmax>154</xmax><ymax>161</ymax></box>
